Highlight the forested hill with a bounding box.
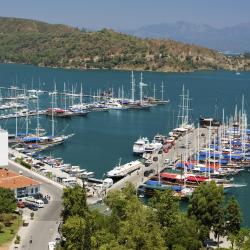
[0,17,249,72]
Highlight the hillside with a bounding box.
[0,17,249,72]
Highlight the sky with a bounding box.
[1,0,250,30]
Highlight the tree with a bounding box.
[188,181,224,241]
[213,207,226,246]
[98,240,127,250]
[105,183,165,250]
[225,197,242,236]
[61,185,88,221]
[235,228,250,250]
[165,213,202,250]
[91,228,117,249]
[104,182,138,235]
[0,188,16,214]
[62,215,86,250]
[117,200,165,250]
[149,189,179,229]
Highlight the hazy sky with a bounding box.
[1,0,250,30]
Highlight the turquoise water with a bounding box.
[0,63,250,226]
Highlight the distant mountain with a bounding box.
[0,17,250,72]
[124,21,250,53]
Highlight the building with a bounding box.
[0,129,8,167]
[0,168,41,198]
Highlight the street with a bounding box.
[8,161,63,250]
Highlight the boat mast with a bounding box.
[161,81,164,101]
[185,90,189,125]
[25,89,29,135]
[218,126,222,169]
[15,89,18,138]
[54,81,57,108]
[64,82,67,110]
[241,95,245,157]
[229,128,232,164]
[177,85,186,127]
[80,83,83,105]
[71,85,74,107]
[208,121,211,180]
[118,87,121,100]
[131,71,135,102]
[36,94,40,137]
[153,84,156,100]
[139,73,143,105]
[197,122,200,164]
[121,85,124,105]
[52,92,55,137]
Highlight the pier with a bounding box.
[108,127,207,192]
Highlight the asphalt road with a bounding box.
[8,161,63,250]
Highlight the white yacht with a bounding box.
[69,103,88,111]
[106,99,127,110]
[133,137,149,154]
[144,140,162,153]
[107,160,143,178]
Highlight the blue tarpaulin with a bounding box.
[146,180,161,186]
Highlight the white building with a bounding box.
[0,129,8,167]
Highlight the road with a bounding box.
[8,160,63,250]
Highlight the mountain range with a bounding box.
[123,21,250,53]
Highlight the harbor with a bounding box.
[1,63,250,226]
[6,86,250,204]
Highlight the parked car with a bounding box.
[42,197,49,204]
[144,169,155,177]
[145,159,153,167]
[152,156,158,162]
[25,203,38,211]
[48,241,56,250]
[17,201,25,208]
[33,193,43,200]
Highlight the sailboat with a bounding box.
[127,72,151,110]
[146,81,170,105]
[69,83,89,116]
[19,91,74,150]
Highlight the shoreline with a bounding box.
[1,61,249,74]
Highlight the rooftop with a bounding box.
[0,168,40,189]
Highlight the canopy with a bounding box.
[161,173,179,179]
[22,137,41,142]
[186,176,207,182]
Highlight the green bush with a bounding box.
[0,222,4,233]
[14,235,20,244]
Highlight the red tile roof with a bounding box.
[0,168,40,189]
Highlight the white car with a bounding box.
[164,158,170,164]
[48,241,56,250]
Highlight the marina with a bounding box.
[1,63,250,226]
